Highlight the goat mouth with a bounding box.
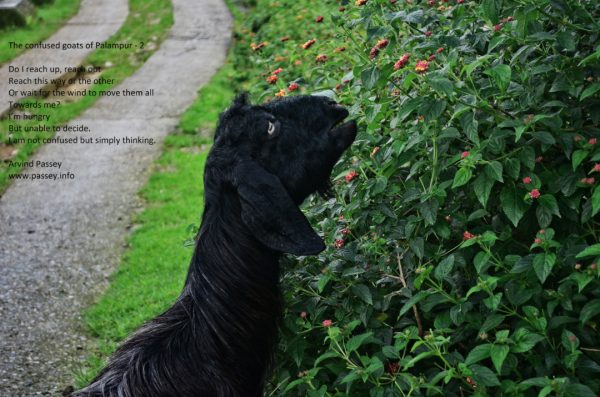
[330,120,357,137]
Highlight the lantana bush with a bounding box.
[233,0,600,395]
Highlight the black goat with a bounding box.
[74,94,357,397]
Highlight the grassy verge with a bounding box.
[74,60,236,387]
[0,0,81,65]
[0,0,173,195]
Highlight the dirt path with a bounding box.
[0,0,129,114]
[0,0,232,395]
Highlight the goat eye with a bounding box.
[267,121,276,136]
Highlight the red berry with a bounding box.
[522,176,532,184]
[272,67,283,75]
[341,228,350,236]
[334,239,345,248]
[461,151,469,159]
[593,164,600,172]
[591,263,598,270]
[315,54,328,63]
[529,189,541,199]
[589,138,597,145]
[316,16,324,22]
[345,171,358,182]
[369,47,379,59]
[437,47,444,53]
[539,229,545,234]
[494,23,503,32]
[463,231,475,240]
[376,39,389,49]
[424,31,432,37]
[266,75,278,84]
[534,238,542,244]
[300,311,307,318]
[428,54,436,61]
[288,82,299,92]
[322,319,333,327]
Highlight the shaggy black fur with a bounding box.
[73,94,356,397]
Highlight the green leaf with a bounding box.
[434,255,454,280]
[399,291,431,317]
[572,150,589,171]
[372,176,388,195]
[520,146,536,170]
[504,158,521,180]
[420,198,438,226]
[382,345,400,359]
[473,174,494,207]
[580,83,600,101]
[576,244,600,258]
[485,64,511,94]
[409,237,424,259]
[404,351,436,369]
[592,186,600,217]
[565,383,597,397]
[470,364,501,387]
[500,184,528,227]
[397,97,423,122]
[317,274,331,293]
[580,299,600,324]
[485,161,503,182]
[429,76,454,97]
[421,99,447,122]
[352,284,373,305]
[361,66,380,90]
[474,251,491,273]
[511,328,545,353]
[539,194,561,217]
[347,332,374,352]
[480,314,505,333]
[465,344,491,365]
[533,252,556,283]
[490,344,509,374]
[463,55,493,77]
[452,167,472,188]
[483,0,500,23]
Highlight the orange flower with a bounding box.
[266,75,278,84]
[415,60,430,73]
[275,89,286,97]
[356,0,367,5]
[316,54,328,63]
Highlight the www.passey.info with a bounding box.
[7,160,75,181]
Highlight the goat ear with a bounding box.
[233,160,325,256]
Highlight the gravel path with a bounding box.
[0,0,232,395]
[0,0,129,114]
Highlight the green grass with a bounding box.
[0,0,81,65]
[74,59,236,387]
[0,0,174,194]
